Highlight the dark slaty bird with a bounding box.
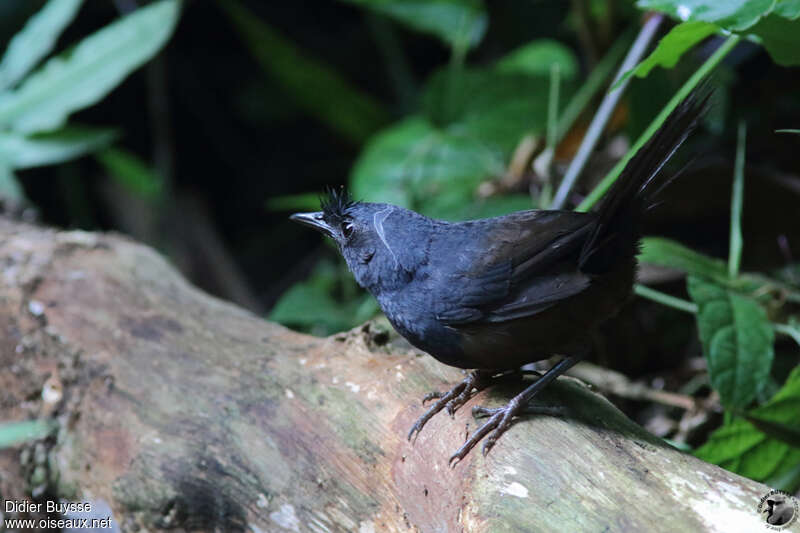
[291,92,707,464]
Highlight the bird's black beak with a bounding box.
[289,211,334,237]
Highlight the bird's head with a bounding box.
[290,188,431,292]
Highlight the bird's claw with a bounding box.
[446,384,474,417]
[471,405,501,418]
[407,370,489,442]
[448,407,514,467]
[410,365,570,462]
[421,391,444,405]
[450,400,568,466]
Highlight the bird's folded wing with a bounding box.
[434,210,595,326]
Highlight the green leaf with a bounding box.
[687,276,775,408]
[578,35,742,212]
[635,0,800,65]
[777,129,800,134]
[0,420,56,449]
[614,21,719,88]
[496,39,579,80]
[746,13,800,66]
[0,163,24,202]
[0,0,181,134]
[0,0,84,91]
[773,0,800,20]
[639,237,729,282]
[339,0,487,49]
[423,68,555,151]
[270,259,378,335]
[695,417,800,491]
[95,147,162,200]
[764,461,800,493]
[436,194,535,221]
[746,365,800,448]
[218,0,388,144]
[350,116,504,216]
[636,0,774,31]
[353,67,563,218]
[419,194,536,222]
[0,125,116,169]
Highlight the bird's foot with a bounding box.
[408,370,490,441]
[448,357,580,466]
[451,404,566,465]
[449,398,519,467]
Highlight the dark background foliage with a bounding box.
[1,0,799,492]
[4,1,797,317]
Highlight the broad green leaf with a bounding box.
[422,68,555,151]
[765,462,800,493]
[0,163,24,202]
[695,417,800,491]
[773,0,800,19]
[218,0,388,144]
[639,237,728,282]
[95,147,162,200]
[614,21,719,88]
[636,0,774,31]
[496,39,579,80]
[0,0,181,134]
[270,259,378,335]
[687,276,774,408]
[747,14,800,66]
[0,125,116,169]
[0,0,83,91]
[435,194,535,222]
[0,420,55,449]
[339,0,487,49]
[350,116,504,216]
[353,68,560,218]
[746,365,800,448]
[636,0,800,65]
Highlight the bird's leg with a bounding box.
[408,369,492,441]
[449,356,580,467]
[471,404,566,418]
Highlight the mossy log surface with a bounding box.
[0,218,774,532]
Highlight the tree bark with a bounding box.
[0,218,774,532]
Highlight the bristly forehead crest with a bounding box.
[320,186,358,225]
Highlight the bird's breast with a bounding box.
[376,288,468,367]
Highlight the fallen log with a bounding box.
[0,218,773,532]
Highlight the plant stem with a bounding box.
[547,63,561,151]
[551,13,663,209]
[729,120,746,278]
[555,29,632,144]
[634,284,698,313]
[578,34,742,212]
[446,35,469,128]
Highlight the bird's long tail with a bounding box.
[579,90,709,273]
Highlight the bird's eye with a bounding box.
[342,221,355,238]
